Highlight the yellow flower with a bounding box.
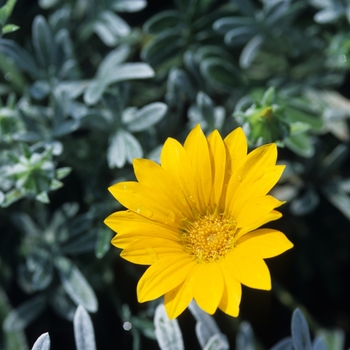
[105,125,293,319]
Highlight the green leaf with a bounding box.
[141,29,184,66]
[107,129,143,168]
[31,333,51,350]
[290,187,319,216]
[316,329,345,350]
[290,122,311,136]
[154,303,184,350]
[188,301,226,349]
[0,0,17,25]
[236,322,254,350]
[204,334,230,350]
[39,0,59,9]
[111,0,147,12]
[55,256,98,312]
[56,167,71,180]
[284,134,315,158]
[322,182,350,221]
[84,63,154,105]
[74,305,96,350]
[270,337,293,350]
[200,57,241,91]
[291,309,312,350]
[3,294,46,331]
[49,287,76,321]
[240,34,264,69]
[95,227,113,259]
[36,191,50,204]
[125,102,167,132]
[2,24,19,34]
[32,15,53,68]
[143,10,182,35]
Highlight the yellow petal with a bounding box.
[228,246,271,290]
[108,182,181,227]
[208,130,227,208]
[224,127,247,168]
[164,270,196,319]
[161,137,199,213]
[235,195,284,228]
[236,229,293,258]
[218,262,242,317]
[193,263,224,314]
[229,165,285,215]
[184,125,212,210]
[105,211,178,249]
[235,210,282,240]
[225,143,277,214]
[121,237,185,265]
[137,256,196,302]
[133,158,192,218]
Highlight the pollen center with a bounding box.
[180,212,237,263]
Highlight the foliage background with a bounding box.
[1,0,350,349]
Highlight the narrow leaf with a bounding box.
[74,305,96,350]
[55,256,98,312]
[31,333,51,350]
[291,309,312,350]
[154,303,184,350]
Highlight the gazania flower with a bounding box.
[105,125,293,319]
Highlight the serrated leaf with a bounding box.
[3,294,46,331]
[74,305,96,350]
[291,309,312,350]
[95,227,113,259]
[154,303,184,350]
[55,256,98,312]
[31,333,51,350]
[125,102,167,132]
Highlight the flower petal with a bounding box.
[236,228,293,258]
[106,211,178,249]
[137,256,196,302]
[218,261,242,317]
[225,143,277,214]
[161,137,200,213]
[235,195,284,228]
[108,182,181,227]
[133,158,192,218]
[184,125,212,210]
[192,263,224,314]
[227,246,271,290]
[235,210,282,240]
[121,237,185,265]
[230,165,285,214]
[164,270,196,320]
[208,130,227,208]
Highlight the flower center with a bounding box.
[180,212,237,263]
